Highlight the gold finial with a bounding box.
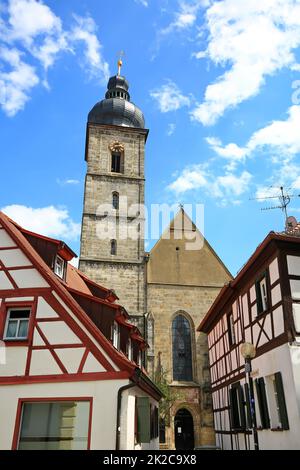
[117,50,125,76]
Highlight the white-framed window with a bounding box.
[112,321,119,349]
[54,255,65,279]
[265,373,289,430]
[127,338,133,361]
[255,274,268,314]
[138,350,142,368]
[227,312,236,346]
[4,308,31,340]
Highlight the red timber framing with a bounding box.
[198,232,300,449]
[11,397,93,450]
[0,211,161,402]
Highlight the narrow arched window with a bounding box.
[112,192,119,210]
[111,152,121,173]
[172,314,193,381]
[111,239,117,255]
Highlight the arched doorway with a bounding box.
[174,409,194,450]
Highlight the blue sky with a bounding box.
[1,0,300,276]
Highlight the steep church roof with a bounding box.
[147,209,232,287]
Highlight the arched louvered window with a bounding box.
[111,239,117,255]
[172,314,193,381]
[112,192,119,210]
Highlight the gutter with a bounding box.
[115,368,141,450]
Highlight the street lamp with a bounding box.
[240,342,259,451]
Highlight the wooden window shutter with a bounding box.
[137,397,151,443]
[237,385,246,429]
[255,281,263,314]
[274,372,289,430]
[255,378,270,429]
[244,383,252,429]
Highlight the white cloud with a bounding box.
[0,46,39,116]
[135,0,148,6]
[7,0,62,43]
[160,1,208,35]
[208,105,300,163]
[70,15,109,84]
[69,257,79,268]
[168,165,209,193]
[1,204,81,241]
[168,163,252,203]
[56,178,80,186]
[206,136,247,169]
[150,80,191,112]
[0,0,109,116]
[167,123,176,136]
[192,0,300,125]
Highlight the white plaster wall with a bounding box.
[250,343,300,450]
[292,303,300,333]
[0,379,129,450]
[38,321,80,345]
[0,347,27,377]
[0,231,16,248]
[0,249,30,267]
[120,385,159,450]
[269,257,279,285]
[290,279,300,300]
[9,269,49,288]
[287,255,300,276]
[271,284,282,306]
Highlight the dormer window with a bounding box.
[54,255,65,279]
[112,321,119,349]
[138,350,142,368]
[127,338,133,361]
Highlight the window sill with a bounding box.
[170,381,200,387]
[2,339,29,347]
[271,427,284,432]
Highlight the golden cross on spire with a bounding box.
[117,50,125,76]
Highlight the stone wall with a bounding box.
[79,123,147,316]
[147,283,221,448]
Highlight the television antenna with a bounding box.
[250,186,300,227]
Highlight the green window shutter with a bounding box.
[244,383,252,429]
[255,281,263,315]
[275,372,289,430]
[255,378,270,429]
[237,385,246,430]
[137,397,150,443]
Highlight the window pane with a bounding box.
[9,310,30,319]
[18,402,90,450]
[172,315,193,381]
[6,320,17,338]
[18,320,29,338]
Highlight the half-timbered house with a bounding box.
[0,211,161,450]
[198,228,300,450]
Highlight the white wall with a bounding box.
[0,379,128,450]
[249,343,300,450]
[120,385,159,451]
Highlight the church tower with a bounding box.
[79,59,148,322]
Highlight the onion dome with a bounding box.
[88,59,145,129]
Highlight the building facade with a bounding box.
[79,63,232,449]
[198,229,300,450]
[0,211,161,450]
